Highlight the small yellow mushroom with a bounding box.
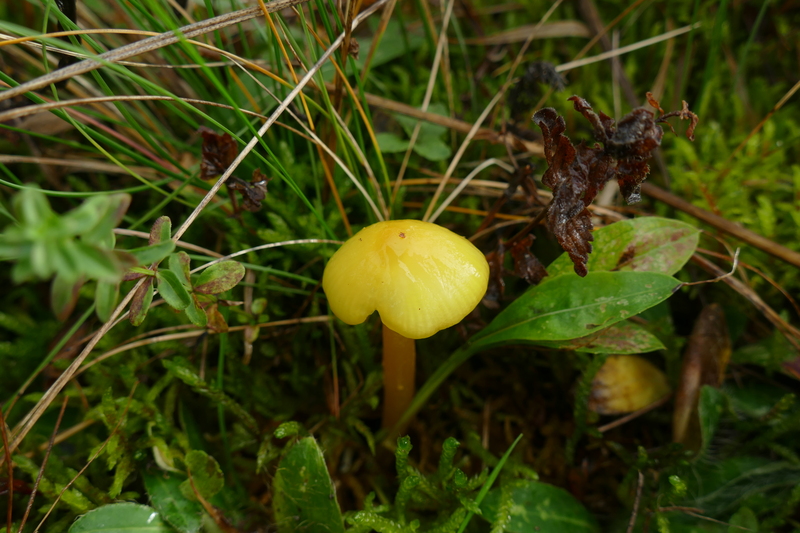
[323,220,489,432]
[588,355,671,415]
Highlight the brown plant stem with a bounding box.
[382,324,416,435]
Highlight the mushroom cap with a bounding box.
[322,220,489,339]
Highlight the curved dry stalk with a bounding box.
[3,0,389,459]
[77,316,331,376]
[33,386,138,533]
[555,24,701,73]
[427,158,513,224]
[190,239,343,273]
[392,0,456,202]
[0,0,309,103]
[173,0,390,242]
[4,278,144,459]
[422,89,505,222]
[225,53,387,221]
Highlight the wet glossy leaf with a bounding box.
[472,271,680,350]
[481,480,600,533]
[180,450,224,501]
[69,503,171,533]
[548,217,700,277]
[193,261,245,295]
[157,270,192,310]
[273,437,344,533]
[536,321,665,354]
[142,471,202,533]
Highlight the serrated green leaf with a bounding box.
[472,271,680,350]
[143,471,202,533]
[127,241,176,267]
[157,270,192,310]
[481,480,600,533]
[273,437,344,533]
[149,216,172,245]
[180,450,224,501]
[95,280,119,322]
[193,261,245,295]
[547,217,700,277]
[69,503,171,533]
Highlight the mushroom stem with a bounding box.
[381,324,416,433]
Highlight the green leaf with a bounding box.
[193,261,245,295]
[472,271,680,350]
[180,450,224,501]
[69,503,172,533]
[412,137,452,161]
[481,480,599,533]
[535,321,666,354]
[51,273,82,321]
[169,252,192,289]
[127,241,176,266]
[143,471,202,533]
[273,437,344,533]
[375,132,410,153]
[184,295,208,328]
[157,270,192,310]
[95,280,119,322]
[698,385,725,457]
[547,217,700,277]
[728,507,758,533]
[14,186,54,226]
[78,193,131,246]
[149,216,172,245]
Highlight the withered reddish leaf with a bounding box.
[205,303,229,333]
[482,247,505,309]
[130,277,154,326]
[228,170,271,212]
[532,95,698,276]
[531,107,595,276]
[510,234,547,284]
[199,127,238,180]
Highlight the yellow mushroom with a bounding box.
[322,220,489,432]
[588,355,671,415]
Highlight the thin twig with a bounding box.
[626,471,645,533]
[18,399,69,533]
[0,0,311,103]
